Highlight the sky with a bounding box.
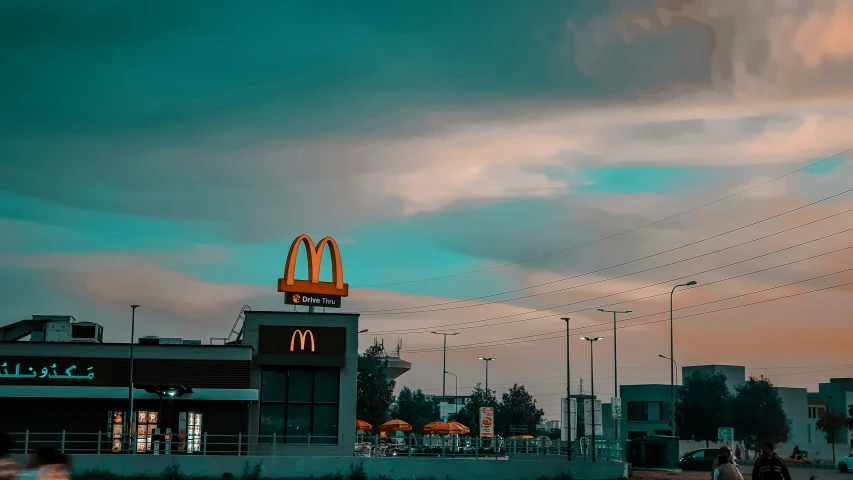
[2,0,853,419]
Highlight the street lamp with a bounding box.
[658,355,679,386]
[560,317,571,461]
[597,308,631,443]
[432,332,458,403]
[128,304,140,451]
[445,371,458,410]
[478,357,495,391]
[669,281,696,437]
[581,337,603,462]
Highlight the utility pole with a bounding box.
[128,304,140,452]
[431,331,458,405]
[581,336,603,462]
[669,281,696,437]
[597,308,631,444]
[478,357,495,391]
[561,317,572,461]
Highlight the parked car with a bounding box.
[836,452,853,473]
[679,448,722,471]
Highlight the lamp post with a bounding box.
[597,308,630,443]
[128,304,140,452]
[669,281,696,437]
[478,357,495,391]
[445,371,458,415]
[658,354,679,386]
[561,317,572,461]
[581,336,603,462]
[432,332,458,404]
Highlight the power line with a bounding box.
[358,186,853,314]
[365,227,853,335]
[404,273,853,354]
[356,147,853,288]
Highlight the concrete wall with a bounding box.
[18,454,628,480]
[774,387,809,446]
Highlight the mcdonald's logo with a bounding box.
[277,234,349,297]
[290,329,315,352]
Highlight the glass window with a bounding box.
[260,404,285,440]
[647,402,662,422]
[312,404,338,443]
[287,404,312,441]
[261,370,287,402]
[259,367,340,444]
[314,368,339,403]
[288,370,313,403]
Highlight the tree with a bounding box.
[495,383,544,436]
[816,409,847,462]
[392,386,439,433]
[675,372,731,445]
[730,376,788,451]
[453,383,498,435]
[356,343,395,433]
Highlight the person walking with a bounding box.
[713,453,744,480]
[752,443,791,480]
[0,433,21,480]
[711,445,736,475]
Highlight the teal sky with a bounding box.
[2,0,853,411]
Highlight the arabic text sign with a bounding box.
[1,360,94,380]
[479,407,495,438]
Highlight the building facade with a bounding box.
[619,384,673,440]
[0,310,361,456]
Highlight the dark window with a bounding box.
[626,401,663,422]
[259,367,340,444]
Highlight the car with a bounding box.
[679,448,723,471]
[836,452,853,473]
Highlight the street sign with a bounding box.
[717,427,734,441]
[509,425,528,434]
[611,397,622,419]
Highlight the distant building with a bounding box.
[810,378,853,447]
[619,384,673,440]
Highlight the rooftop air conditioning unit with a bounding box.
[68,322,104,343]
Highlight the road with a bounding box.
[633,466,847,480]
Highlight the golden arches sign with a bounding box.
[290,329,315,352]
[277,234,349,297]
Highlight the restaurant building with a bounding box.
[0,310,359,456]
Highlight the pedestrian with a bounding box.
[752,443,791,480]
[713,453,744,480]
[711,445,736,477]
[17,447,70,480]
[0,432,21,480]
[734,443,743,461]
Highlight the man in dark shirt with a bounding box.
[752,443,791,480]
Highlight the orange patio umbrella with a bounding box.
[422,420,445,434]
[356,420,372,431]
[379,419,412,432]
[426,421,470,435]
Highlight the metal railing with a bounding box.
[6,431,623,462]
